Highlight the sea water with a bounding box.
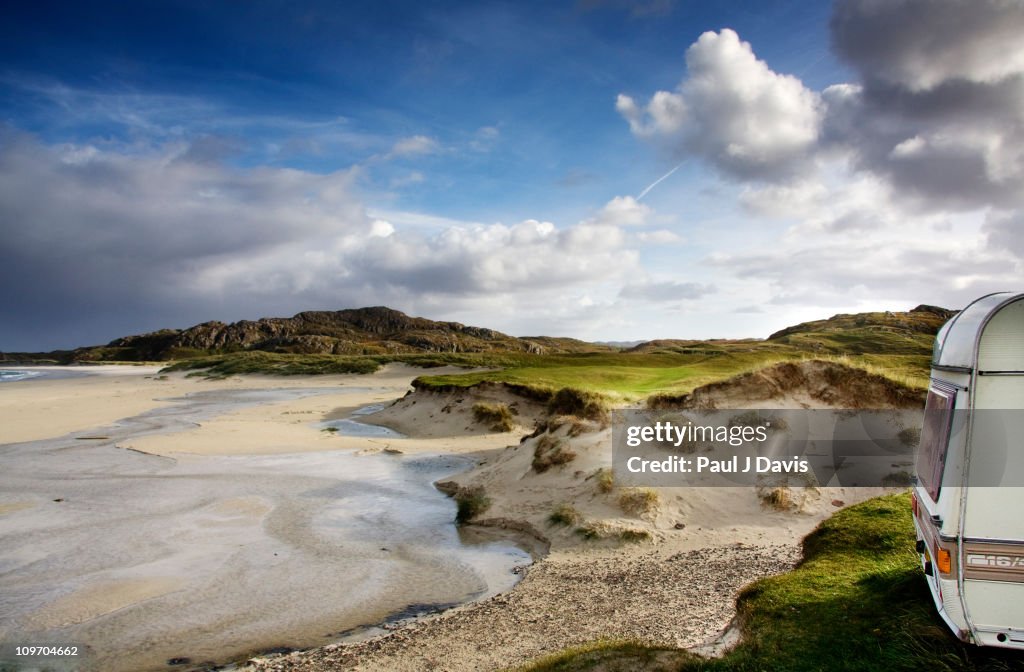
[0,370,43,382]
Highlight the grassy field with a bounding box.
[412,350,930,402]
[159,350,520,378]
[159,347,931,401]
[513,493,1024,672]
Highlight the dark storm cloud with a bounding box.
[0,130,369,349]
[831,0,1024,92]
[825,0,1024,210]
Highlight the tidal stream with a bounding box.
[0,386,530,672]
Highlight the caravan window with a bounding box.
[917,387,956,502]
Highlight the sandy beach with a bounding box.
[0,364,431,447]
[0,365,532,672]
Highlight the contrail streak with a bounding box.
[637,161,684,200]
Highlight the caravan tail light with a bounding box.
[936,547,952,575]
[911,491,919,517]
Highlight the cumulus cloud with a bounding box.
[591,195,651,227]
[617,28,822,181]
[614,0,1024,320]
[620,2,1024,212]
[739,173,905,233]
[0,132,645,349]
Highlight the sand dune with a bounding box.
[242,360,923,671]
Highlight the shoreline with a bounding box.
[0,365,538,672]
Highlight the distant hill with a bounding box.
[764,304,955,355]
[622,305,954,357]
[1,304,955,364]
[3,307,611,363]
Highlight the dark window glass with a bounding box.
[917,387,955,501]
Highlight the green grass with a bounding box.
[159,351,514,378]
[412,349,928,403]
[155,330,931,401]
[516,493,1024,672]
[414,350,796,401]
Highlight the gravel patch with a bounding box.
[243,542,800,672]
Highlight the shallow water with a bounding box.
[0,388,530,672]
[321,408,405,439]
[0,370,42,382]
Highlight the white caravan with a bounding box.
[913,291,1024,648]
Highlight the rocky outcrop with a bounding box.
[767,306,952,342]
[93,307,577,361]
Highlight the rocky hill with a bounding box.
[31,307,608,362]
[764,304,955,354]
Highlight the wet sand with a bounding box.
[0,366,530,672]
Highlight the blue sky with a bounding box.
[2,0,1023,350]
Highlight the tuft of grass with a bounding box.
[548,503,583,527]
[567,419,589,437]
[472,402,515,432]
[547,387,609,422]
[617,488,659,516]
[532,435,577,473]
[593,468,614,494]
[454,486,491,523]
[760,486,795,511]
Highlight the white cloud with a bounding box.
[711,214,1015,312]
[618,29,822,180]
[591,195,652,227]
[0,131,649,348]
[617,1,1024,323]
[388,135,439,157]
